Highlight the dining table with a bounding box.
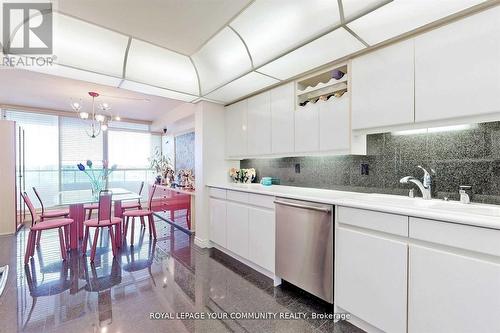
[55,188,141,251]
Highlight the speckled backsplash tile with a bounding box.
[240,121,500,204]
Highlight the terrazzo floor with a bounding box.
[0,218,364,333]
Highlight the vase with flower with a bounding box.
[77,160,117,197]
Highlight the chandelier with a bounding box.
[70,92,120,138]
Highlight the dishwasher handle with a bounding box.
[274,200,331,213]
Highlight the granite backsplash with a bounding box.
[240,121,500,204]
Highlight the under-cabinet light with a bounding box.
[392,124,476,136]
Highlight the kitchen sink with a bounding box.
[361,193,500,217]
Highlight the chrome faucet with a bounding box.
[400,166,435,200]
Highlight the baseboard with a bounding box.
[211,242,276,281]
[194,236,211,248]
[334,305,384,333]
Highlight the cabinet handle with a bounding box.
[274,200,331,213]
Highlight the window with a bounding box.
[4,111,157,207]
[60,117,104,191]
[108,129,157,196]
[5,111,59,208]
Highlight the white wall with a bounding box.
[194,101,238,247]
[151,102,196,134]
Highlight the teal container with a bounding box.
[260,177,272,186]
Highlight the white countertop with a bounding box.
[208,183,500,230]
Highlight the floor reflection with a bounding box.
[10,218,363,333]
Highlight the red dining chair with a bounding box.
[32,187,70,221]
[32,187,70,246]
[122,185,158,245]
[22,192,73,265]
[121,181,145,211]
[82,190,121,262]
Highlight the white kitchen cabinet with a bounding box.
[336,227,407,333]
[415,6,500,122]
[294,102,319,152]
[248,207,275,273]
[351,39,414,130]
[319,93,350,152]
[209,198,227,247]
[225,100,247,157]
[247,91,272,155]
[408,244,500,333]
[271,82,295,154]
[226,201,249,259]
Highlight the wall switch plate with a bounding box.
[361,163,369,175]
[295,163,301,174]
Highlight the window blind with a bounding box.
[5,110,59,207]
[60,117,104,191]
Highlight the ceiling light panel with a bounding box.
[126,39,199,95]
[341,0,392,21]
[231,0,341,67]
[120,80,197,102]
[259,27,365,80]
[26,64,122,87]
[53,14,129,77]
[204,72,279,103]
[346,0,487,45]
[192,27,252,95]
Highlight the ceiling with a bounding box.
[0,68,183,122]
[2,0,494,106]
[56,0,252,55]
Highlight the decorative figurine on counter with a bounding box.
[149,148,175,185]
[177,169,195,189]
[229,167,256,184]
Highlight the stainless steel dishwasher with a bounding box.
[275,198,333,303]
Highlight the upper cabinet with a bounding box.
[351,39,415,130]
[319,93,350,152]
[271,83,295,154]
[247,91,272,155]
[415,6,500,122]
[225,100,247,158]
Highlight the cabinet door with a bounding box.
[415,7,500,122]
[409,244,500,333]
[351,39,414,130]
[336,227,407,333]
[209,198,227,247]
[294,102,319,153]
[247,91,272,155]
[319,93,350,152]
[225,100,247,157]
[226,201,249,259]
[271,83,295,154]
[248,207,275,273]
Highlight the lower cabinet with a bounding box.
[408,244,500,333]
[336,227,408,333]
[226,201,249,259]
[248,207,275,273]
[209,188,276,274]
[209,198,227,247]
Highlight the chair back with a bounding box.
[32,187,45,214]
[147,185,157,210]
[21,192,39,226]
[97,190,113,223]
[138,181,145,203]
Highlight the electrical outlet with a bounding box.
[295,163,301,174]
[361,163,369,175]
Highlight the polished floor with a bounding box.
[0,217,364,333]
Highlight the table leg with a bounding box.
[69,203,85,250]
[114,200,123,248]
